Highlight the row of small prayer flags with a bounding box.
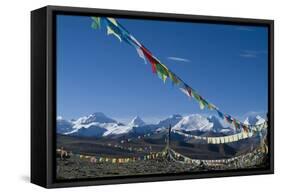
[57,145,265,165]
[90,16,267,136]
[178,85,261,133]
[178,83,267,134]
[173,122,267,144]
[169,148,257,165]
[206,132,253,144]
[75,150,168,164]
[169,148,201,165]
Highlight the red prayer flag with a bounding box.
[140,46,158,73]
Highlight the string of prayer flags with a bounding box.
[104,18,149,65]
[70,148,173,164]
[90,16,267,134]
[173,121,267,144]
[61,140,266,166]
[104,18,128,43]
[104,18,134,45]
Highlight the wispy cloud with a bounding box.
[240,53,257,58]
[167,56,190,63]
[239,50,267,58]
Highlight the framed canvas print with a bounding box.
[31,5,274,188]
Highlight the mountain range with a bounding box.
[57,112,265,138]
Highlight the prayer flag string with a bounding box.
[90,17,267,137]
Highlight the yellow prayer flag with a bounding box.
[107,18,118,26]
[107,26,122,42]
[208,103,216,110]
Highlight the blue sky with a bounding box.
[57,15,268,123]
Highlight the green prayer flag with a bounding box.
[169,72,180,85]
[157,71,167,82]
[201,98,208,108]
[192,92,200,101]
[193,92,205,109]
[156,63,169,83]
[91,17,101,29]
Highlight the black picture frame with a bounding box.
[31,5,274,188]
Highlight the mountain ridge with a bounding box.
[57,112,265,138]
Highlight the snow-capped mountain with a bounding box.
[129,116,146,127]
[244,115,265,125]
[131,114,183,134]
[62,113,148,137]
[173,114,213,132]
[66,122,131,137]
[158,114,183,128]
[57,116,73,134]
[57,112,266,138]
[67,125,107,137]
[73,112,117,126]
[207,115,224,132]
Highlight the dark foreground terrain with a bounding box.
[56,135,268,179]
[57,150,267,180]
